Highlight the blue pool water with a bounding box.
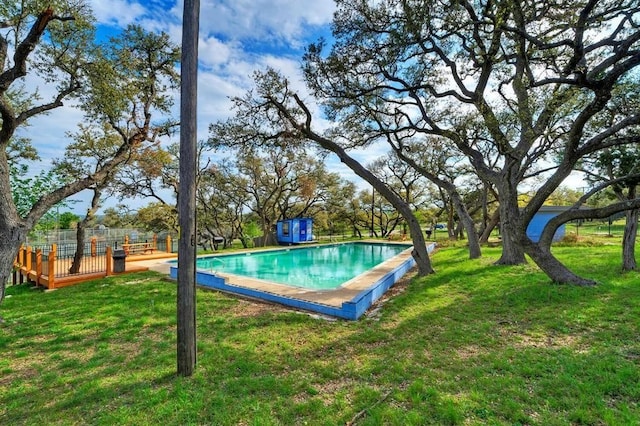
[195,242,411,290]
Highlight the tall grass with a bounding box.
[1,244,638,425]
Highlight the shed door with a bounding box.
[299,219,307,240]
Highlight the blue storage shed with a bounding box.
[276,217,314,245]
[526,206,569,243]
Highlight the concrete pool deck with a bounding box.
[161,241,436,320]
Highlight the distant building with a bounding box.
[526,206,570,242]
[276,218,314,245]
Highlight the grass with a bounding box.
[1,243,639,425]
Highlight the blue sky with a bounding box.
[87,0,336,138]
[22,0,589,216]
[24,0,379,214]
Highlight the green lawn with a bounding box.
[1,244,639,425]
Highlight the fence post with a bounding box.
[166,235,172,253]
[48,244,57,289]
[35,249,42,287]
[25,246,32,282]
[91,236,97,257]
[153,234,158,250]
[12,250,18,285]
[18,246,25,284]
[13,248,20,285]
[106,246,113,276]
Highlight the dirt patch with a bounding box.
[121,278,156,286]
[455,344,485,360]
[365,268,417,320]
[231,298,291,318]
[512,332,583,350]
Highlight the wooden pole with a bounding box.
[35,249,42,287]
[18,247,24,284]
[91,237,97,257]
[25,246,32,281]
[48,244,56,289]
[177,0,200,377]
[106,246,113,276]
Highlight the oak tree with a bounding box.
[0,3,179,302]
[302,0,640,285]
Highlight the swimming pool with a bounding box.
[169,241,436,320]
[194,243,411,290]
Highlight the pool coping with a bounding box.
[168,241,436,320]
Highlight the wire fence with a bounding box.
[155,233,179,253]
[26,228,177,247]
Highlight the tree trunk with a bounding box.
[0,226,26,305]
[495,191,526,265]
[69,225,86,274]
[482,184,489,233]
[272,93,435,275]
[497,228,526,264]
[0,166,28,304]
[450,192,482,259]
[524,240,596,286]
[479,210,500,243]
[405,212,435,276]
[357,179,434,274]
[260,217,270,247]
[447,204,456,240]
[622,208,638,271]
[303,131,433,274]
[353,227,362,238]
[70,187,102,274]
[391,148,480,258]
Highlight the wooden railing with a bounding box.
[13,244,113,290]
[12,234,174,290]
[122,242,156,255]
[120,235,175,255]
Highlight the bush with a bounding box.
[560,233,579,244]
[555,233,604,247]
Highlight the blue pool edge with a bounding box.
[169,242,437,320]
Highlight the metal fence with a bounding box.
[25,228,176,247]
[26,229,177,252]
[156,232,178,253]
[21,242,111,279]
[57,241,110,278]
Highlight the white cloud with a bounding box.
[85,0,334,63]
[194,0,335,46]
[15,0,340,214]
[87,0,146,27]
[198,36,237,70]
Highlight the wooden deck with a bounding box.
[15,247,177,290]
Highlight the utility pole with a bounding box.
[371,187,375,237]
[177,0,200,377]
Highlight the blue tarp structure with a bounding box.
[526,206,569,242]
[276,218,313,244]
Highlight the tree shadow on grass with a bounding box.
[2,253,638,425]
